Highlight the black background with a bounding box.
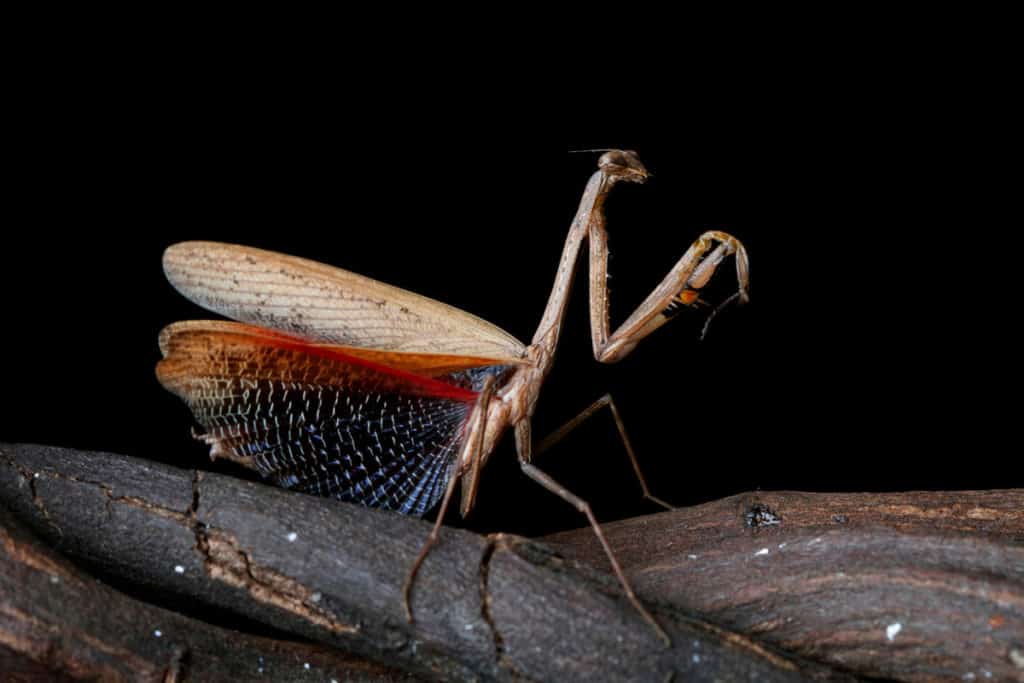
[4,74,1019,539]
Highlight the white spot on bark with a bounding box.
[886,622,902,641]
[303,663,310,670]
[777,542,787,549]
[754,548,770,556]
[154,630,162,637]
[692,653,701,663]
[687,554,698,560]
[174,565,185,574]
[287,531,298,542]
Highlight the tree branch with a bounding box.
[0,443,854,682]
[0,502,417,682]
[543,490,1024,682]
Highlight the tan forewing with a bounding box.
[163,241,527,361]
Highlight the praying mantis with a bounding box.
[156,150,749,643]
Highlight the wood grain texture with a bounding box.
[163,241,526,359]
[0,502,418,682]
[0,443,857,682]
[543,490,1024,682]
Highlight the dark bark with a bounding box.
[0,443,853,682]
[543,490,1024,682]
[0,503,418,682]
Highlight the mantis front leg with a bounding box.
[589,223,750,363]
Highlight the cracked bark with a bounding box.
[2,445,1021,681]
[0,444,855,682]
[0,503,418,682]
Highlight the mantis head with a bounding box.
[599,150,650,184]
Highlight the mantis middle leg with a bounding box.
[403,374,497,623]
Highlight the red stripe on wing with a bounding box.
[159,321,480,403]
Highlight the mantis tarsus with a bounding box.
[157,150,749,644]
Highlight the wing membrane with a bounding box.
[163,241,527,361]
[157,321,507,515]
